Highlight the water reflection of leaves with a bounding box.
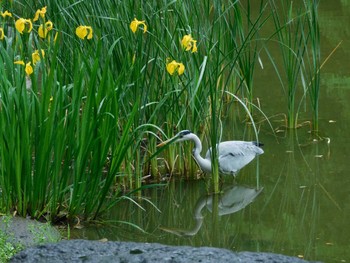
[160,184,263,237]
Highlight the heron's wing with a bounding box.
[206,141,263,174]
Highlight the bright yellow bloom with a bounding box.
[32,49,45,65]
[38,21,53,38]
[14,60,25,66]
[75,25,93,40]
[33,6,47,21]
[1,11,12,18]
[14,60,34,75]
[0,28,4,40]
[181,34,197,53]
[15,18,33,34]
[130,18,147,34]
[25,62,33,75]
[166,60,185,76]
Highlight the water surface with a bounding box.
[71,2,350,262]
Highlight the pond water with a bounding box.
[70,2,350,262]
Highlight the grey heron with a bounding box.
[157,130,264,175]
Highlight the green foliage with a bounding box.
[0,216,23,262]
[0,0,321,221]
[268,0,321,129]
[0,240,19,263]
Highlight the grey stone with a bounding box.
[10,239,321,263]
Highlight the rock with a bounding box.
[10,239,321,263]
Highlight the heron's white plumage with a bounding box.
[205,141,264,175]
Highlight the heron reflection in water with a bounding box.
[160,185,263,237]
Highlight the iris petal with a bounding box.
[178,63,185,75]
[130,18,147,34]
[15,18,25,34]
[166,60,185,76]
[87,27,93,39]
[76,26,87,39]
[76,25,93,40]
[25,62,33,75]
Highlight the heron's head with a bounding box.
[157,130,192,147]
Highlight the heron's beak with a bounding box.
[156,138,173,147]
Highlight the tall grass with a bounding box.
[302,0,321,132]
[269,1,307,129]
[0,0,322,221]
[268,0,321,130]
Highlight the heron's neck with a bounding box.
[189,133,212,173]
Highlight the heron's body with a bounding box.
[158,130,264,175]
[204,140,264,175]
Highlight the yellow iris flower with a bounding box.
[33,6,47,21]
[166,60,185,76]
[0,28,4,40]
[75,25,93,40]
[14,60,34,76]
[25,62,34,75]
[14,60,25,66]
[32,50,45,65]
[1,11,12,18]
[181,34,198,53]
[15,18,33,34]
[38,21,53,38]
[130,18,147,33]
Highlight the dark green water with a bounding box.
[70,2,350,262]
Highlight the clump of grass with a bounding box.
[268,0,322,130]
[0,5,139,221]
[302,0,321,132]
[269,1,307,129]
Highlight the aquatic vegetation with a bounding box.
[0,1,322,221]
[38,21,53,38]
[129,18,147,34]
[166,59,185,75]
[33,6,47,21]
[31,49,45,65]
[269,0,321,130]
[75,25,93,40]
[14,60,33,75]
[1,10,12,18]
[181,34,197,53]
[15,18,32,34]
[303,0,321,132]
